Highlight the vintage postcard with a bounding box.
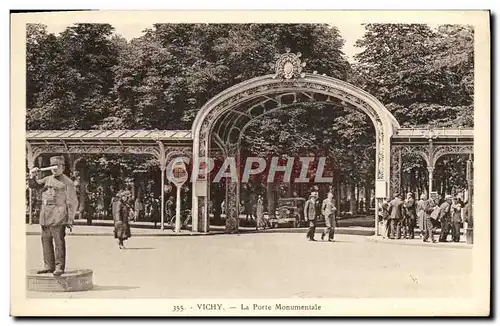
[10,10,490,316]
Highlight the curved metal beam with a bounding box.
[214,96,268,138]
[222,91,302,142]
[191,73,401,136]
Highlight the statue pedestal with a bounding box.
[27,269,93,292]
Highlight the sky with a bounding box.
[44,23,367,62]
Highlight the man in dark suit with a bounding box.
[321,192,337,241]
[28,156,78,276]
[404,192,417,239]
[304,193,318,241]
[388,193,404,239]
[380,198,390,239]
[439,195,453,242]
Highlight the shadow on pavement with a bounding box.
[122,247,155,250]
[91,285,139,292]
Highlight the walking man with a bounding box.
[27,156,78,276]
[321,192,337,241]
[304,193,318,241]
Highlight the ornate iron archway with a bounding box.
[191,52,401,233]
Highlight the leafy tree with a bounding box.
[27,23,119,130]
[353,23,474,196]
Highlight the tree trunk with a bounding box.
[349,183,357,215]
[336,180,341,212]
[364,182,371,212]
[356,185,360,212]
[267,182,275,218]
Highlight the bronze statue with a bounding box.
[28,156,78,276]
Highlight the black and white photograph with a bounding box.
[10,10,490,316]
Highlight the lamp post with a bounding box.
[152,130,166,231]
[170,160,188,233]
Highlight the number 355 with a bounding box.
[173,305,185,312]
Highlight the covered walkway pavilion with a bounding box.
[26,129,193,230]
[26,126,473,235]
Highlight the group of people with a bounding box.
[242,195,267,230]
[70,174,188,230]
[217,194,267,230]
[129,194,173,228]
[381,192,469,243]
[304,191,338,242]
[78,181,185,231]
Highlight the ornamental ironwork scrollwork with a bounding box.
[390,144,434,196]
[224,142,239,233]
[226,181,238,233]
[431,145,473,167]
[165,148,192,162]
[29,144,66,162]
[395,145,432,167]
[26,142,35,169]
[27,144,162,162]
[375,119,385,180]
[390,146,402,197]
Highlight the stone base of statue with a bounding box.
[27,269,93,292]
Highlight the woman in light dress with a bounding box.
[255,195,266,230]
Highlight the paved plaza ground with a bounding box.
[26,231,472,299]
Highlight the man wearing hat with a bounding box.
[304,192,318,241]
[321,192,337,241]
[404,192,417,239]
[28,156,78,276]
[387,193,404,239]
[438,195,453,242]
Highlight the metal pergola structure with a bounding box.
[25,126,474,235]
[26,129,193,230]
